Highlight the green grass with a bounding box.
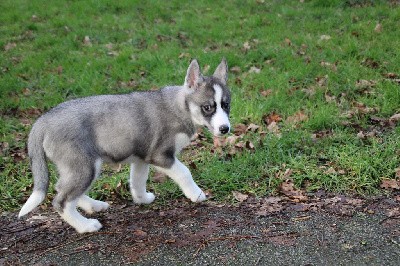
[1,0,399,212]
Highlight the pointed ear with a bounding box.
[213,58,228,85]
[184,59,202,89]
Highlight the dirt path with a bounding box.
[1,194,399,265]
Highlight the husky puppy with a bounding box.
[18,59,231,233]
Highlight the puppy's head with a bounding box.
[185,59,231,136]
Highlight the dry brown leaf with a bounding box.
[247,123,260,132]
[380,178,400,190]
[153,171,167,183]
[263,112,282,125]
[320,35,331,41]
[245,141,255,150]
[260,89,272,97]
[284,38,292,46]
[230,66,241,74]
[315,75,328,87]
[4,42,17,51]
[383,73,398,79]
[389,113,400,123]
[234,123,247,136]
[256,203,283,216]
[83,36,92,46]
[267,122,281,137]
[232,191,248,202]
[243,41,251,51]
[249,66,261,74]
[355,79,376,89]
[178,52,191,59]
[286,111,308,124]
[226,135,240,145]
[325,93,336,103]
[396,168,400,178]
[279,180,308,202]
[374,23,382,33]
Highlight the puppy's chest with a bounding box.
[174,133,192,154]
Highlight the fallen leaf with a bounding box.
[133,229,148,238]
[232,191,248,202]
[230,66,241,74]
[374,23,382,33]
[325,93,336,103]
[279,180,308,202]
[256,203,283,216]
[383,73,398,79]
[83,36,92,46]
[284,38,292,46]
[355,79,376,89]
[245,141,255,150]
[178,52,190,59]
[315,75,328,87]
[286,111,308,124]
[267,122,281,137]
[247,123,260,132]
[263,112,282,125]
[389,113,400,123]
[153,171,167,183]
[243,41,251,51]
[320,35,331,41]
[260,89,272,97]
[249,66,261,74]
[380,178,400,190]
[234,123,247,136]
[4,42,17,51]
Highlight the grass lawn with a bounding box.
[1,0,399,212]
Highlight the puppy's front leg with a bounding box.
[156,159,206,202]
[130,160,155,204]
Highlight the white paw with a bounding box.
[133,192,155,204]
[189,190,206,202]
[91,201,110,213]
[76,219,102,234]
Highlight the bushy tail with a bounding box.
[18,124,49,217]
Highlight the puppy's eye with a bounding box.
[221,102,230,109]
[202,105,212,112]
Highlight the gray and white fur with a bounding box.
[19,59,231,233]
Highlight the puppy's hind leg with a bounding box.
[53,158,103,233]
[77,159,109,214]
[129,160,155,204]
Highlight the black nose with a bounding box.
[219,125,230,135]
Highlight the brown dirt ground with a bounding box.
[1,192,399,265]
